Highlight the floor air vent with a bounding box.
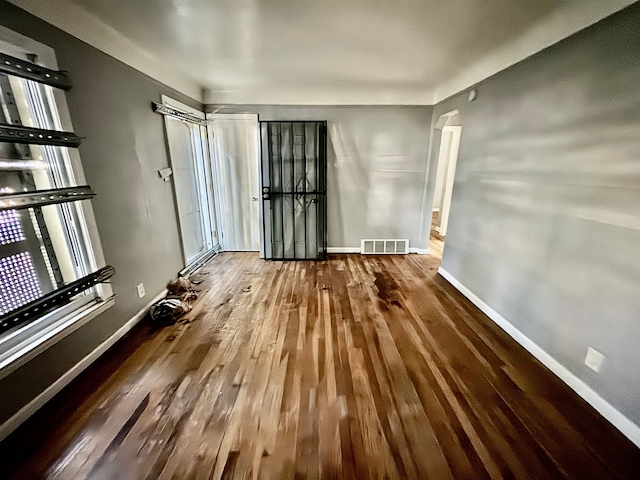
[361,239,409,254]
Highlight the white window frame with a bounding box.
[0,26,114,380]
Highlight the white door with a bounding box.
[163,96,217,266]
[208,114,261,251]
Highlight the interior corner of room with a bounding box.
[0,0,639,476]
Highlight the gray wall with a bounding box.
[428,4,640,424]
[207,105,433,249]
[0,1,200,425]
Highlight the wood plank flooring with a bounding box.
[429,210,445,258]
[3,252,640,479]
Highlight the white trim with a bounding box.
[327,247,361,254]
[0,288,167,442]
[437,266,640,448]
[221,249,260,253]
[433,126,461,237]
[328,246,427,255]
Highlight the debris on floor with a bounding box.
[150,277,200,326]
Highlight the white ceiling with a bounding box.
[8,0,637,105]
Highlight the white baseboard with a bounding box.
[437,267,640,448]
[328,247,429,255]
[221,249,260,252]
[327,247,361,254]
[0,289,167,442]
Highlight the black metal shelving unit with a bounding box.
[0,52,114,332]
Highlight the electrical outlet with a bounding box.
[136,283,145,299]
[585,347,605,373]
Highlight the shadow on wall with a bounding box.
[434,3,640,432]
[326,121,369,247]
[328,117,430,247]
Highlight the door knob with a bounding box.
[251,197,258,202]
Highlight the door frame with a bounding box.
[434,125,462,237]
[206,113,263,256]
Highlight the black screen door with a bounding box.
[260,121,327,260]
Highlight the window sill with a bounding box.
[0,296,115,381]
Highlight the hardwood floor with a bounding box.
[429,230,444,259]
[429,210,445,259]
[3,252,639,479]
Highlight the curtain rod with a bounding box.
[152,102,207,126]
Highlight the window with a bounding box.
[0,29,113,374]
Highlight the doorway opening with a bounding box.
[430,111,462,259]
